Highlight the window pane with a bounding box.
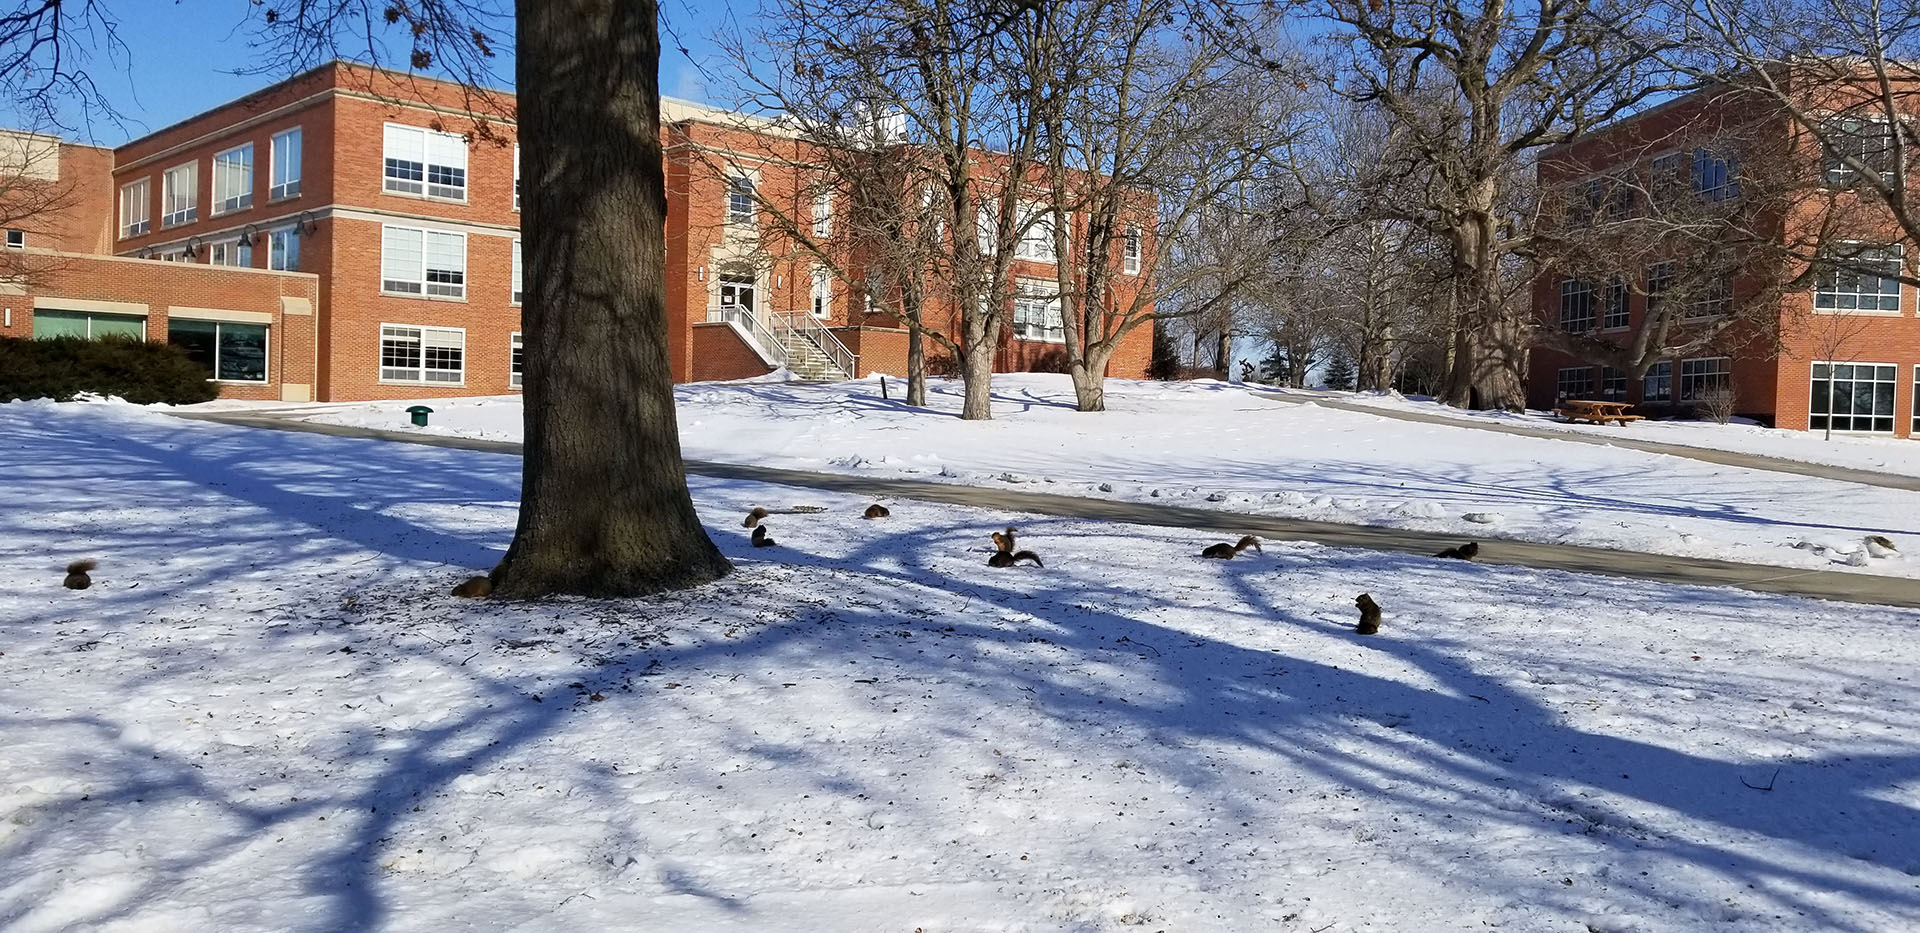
[382,227,424,292]
[32,309,89,338]
[217,323,267,381]
[91,314,145,340]
[168,319,218,376]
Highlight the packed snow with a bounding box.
[4,399,1920,931]
[281,374,1920,576]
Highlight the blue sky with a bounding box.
[6,0,743,146]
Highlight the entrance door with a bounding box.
[719,273,756,315]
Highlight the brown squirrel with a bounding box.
[452,575,493,598]
[988,549,1043,568]
[864,504,891,519]
[1201,535,1261,559]
[1434,541,1480,561]
[743,507,771,528]
[991,527,1018,553]
[63,559,97,590]
[752,525,777,547]
[1355,593,1382,634]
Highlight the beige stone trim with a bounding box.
[279,383,313,402]
[169,306,275,325]
[32,296,149,316]
[281,297,313,316]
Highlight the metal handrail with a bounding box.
[704,306,788,367]
[775,311,858,378]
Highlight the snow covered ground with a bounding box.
[4,399,1920,931]
[1294,386,1920,478]
[281,374,1919,577]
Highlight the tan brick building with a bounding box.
[1,62,1153,401]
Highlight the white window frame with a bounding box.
[727,172,756,226]
[382,122,468,201]
[1014,202,1057,263]
[1556,366,1594,401]
[1814,243,1903,314]
[510,331,524,390]
[119,178,150,239]
[513,144,520,211]
[810,266,832,318]
[812,190,832,238]
[209,238,252,268]
[1913,365,1920,437]
[1123,226,1141,275]
[1011,277,1065,342]
[1643,361,1672,402]
[161,162,198,228]
[1559,278,1595,332]
[1819,115,1897,188]
[1678,356,1731,402]
[1600,278,1628,330]
[379,323,466,385]
[1810,361,1898,434]
[1684,276,1732,319]
[4,229,23,249]
[380,225,467,299]
[211,143,254,216]
[977,202,998,254]
[511,238,523,305]
[268,227,300,271]
[270,127,302,200]
[1692,147,1738,202]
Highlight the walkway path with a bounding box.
[1257,392,1920,492]
[171,410,1920,609]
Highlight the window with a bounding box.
[31,309,143,340]
[1685,276,1732,319]
[1811,362,1897,433]
[1014,204,1057,262]
[380,324,465,384]
[513,144,520,210]
[1574,176,1633,226]
[511,239,523,304]
[1643,361,1672,402]
[1645,261,1674,317]
[1601,278,1629,330]
[381,226,467,298]
[119,179,150,238]
[1556,367,1594,400]
[161,162,198,227]
[4,229,23,249]
[977,202,998,254]
[812,191,831,238]
[1600,366,1627,399]
[510,332,524,389]
[211,144,253,215]
[810,266,832,318]
[209,239,252,267]
[719,272,755,311]
[1814,244,1902,313]
[1560,279,1595,332]
[1821,117,1895,188]
[1649,152,1686,208]
[383,123,467,200]
[1692,148,1738,201]
[268,227,300,271]
[270,128,302,200]
[1123,226,1141,275]
[1914,367,1920,436]
[727,174,755,225]
[1012,278,1064,341]
[1679,357,1731,402]
[168,319,267,382]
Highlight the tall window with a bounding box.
[1123,226,1141,275]
[1649,152,1686,208]
[510,332,524,389]
[270,128,302,199]
[727,174,755,225]
[976,202,998,253]
[513,144,520,210]
[1556,367,1594,400]
[161,162,198,227]
[1685,276,1732,319]
[119,178,150,238]
[1601,278,1629,329]
[168,319,267,382]
[1811,362,1897,433]
[383,123,467,200]
[1645,261,1674,317]
[1014,204,1057,262]
[810,266,832,318]
[1692,148,1738,201]
[1821,117,1895,188]
[209,238,252,267]
[511,239,523,304]
[1643,361,1672,402]
[812,191,832,238]
[211,144,253,215]
[1913,367,1920,436]
[1678,357,1731,401]
[380,226,467,298]
[380,324,465,384]
[1814,244,1902,313]
[268,227,300,271]
[1559,279,1595,332]
[1600,366,1627,399]
[1012,278,1064,341]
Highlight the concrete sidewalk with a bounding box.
[1256,392,1920,492]
[170,410,1920,609]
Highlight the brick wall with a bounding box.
[832,326,908,377]
[689,322,776,382]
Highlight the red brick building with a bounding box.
[1528,73,1920,438]
[0,62,1153,401]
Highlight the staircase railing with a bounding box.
[704,306,788,368]
[774,311,858,378]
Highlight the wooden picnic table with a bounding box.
[1554,398,1645,426]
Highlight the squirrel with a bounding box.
[864,504,891,519]
[991,526,1018,553]
[1355,593,1382,634]
[743,507,771,528]
[452,575,493,598]
[988,549,1043,568]
[1434,541,1480,561]
[63,559,97,590]
[752,525,777,547]
[1201,535,1261,559]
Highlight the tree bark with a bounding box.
[1069,346,1111,412]
[960,341,995,420]
[491,0,731,598]
[902,282,927,407]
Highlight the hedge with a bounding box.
[0,335,220,405]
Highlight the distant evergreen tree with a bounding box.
[1148,319,1182,381]
[1323,353,1357,391]
[1260,351,1285,383]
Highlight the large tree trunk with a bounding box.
[1213,331,1233,377]
[491,0,731,598]
[1440,196,1526,412]
[1069,346,1111,412]
[905,319,927,407]
[960,343,994,419]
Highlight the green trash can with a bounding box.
[406,405,434,427]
